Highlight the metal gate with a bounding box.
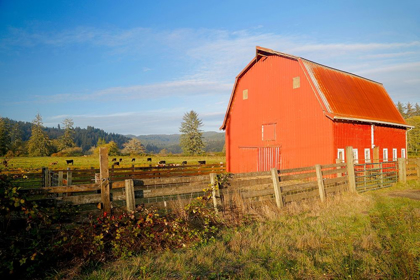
[354,161,398,192]
[257,147,281,171]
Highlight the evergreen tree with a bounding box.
[58,118,75,151]
[27,114,51,156]
[9,123,23,156]
[179,110,205,155]
[407,116,420,155]
[0,118,11,156]
[121,138,145,155]
[406,102,415,118]
[396,101,406,118]
[415,103,420,117]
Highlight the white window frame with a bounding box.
[353,148,359,163]
[401,148,406,159]
[337,149,345,162]
[392,148,397,161]
[364,148,371,163]
[383,148,388,162]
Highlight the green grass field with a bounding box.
[0,155,225,171]
[50,181,420,279]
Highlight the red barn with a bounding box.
[221,46,411,173]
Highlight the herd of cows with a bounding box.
[62,158,207,167]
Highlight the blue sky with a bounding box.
[0,0,419,135]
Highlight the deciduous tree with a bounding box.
[0,118,10,156]
[407,116,420,156]
[121,138,145,155]
[179,110,205,155]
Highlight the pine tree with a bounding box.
[406,102,415,118]
[9,123,23,156]
[0,118,11,156]
[58,118,75,151]
[27,114,51,156]
[396,101,406,118]
[179,110,205,155]
[415,103,420,117]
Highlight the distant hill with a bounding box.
[130,131,225,154]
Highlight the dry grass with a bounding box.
[50,181,420,279]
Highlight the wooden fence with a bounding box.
[3,148,419,214]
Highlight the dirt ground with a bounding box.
[387,189,420,200]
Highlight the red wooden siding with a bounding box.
[225,55,334,173]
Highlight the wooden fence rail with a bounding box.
[3,151,419,214]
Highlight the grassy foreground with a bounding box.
[51,181,420,279]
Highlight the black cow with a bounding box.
[66,159,74,165]
[112,158,117,162]
[2,159,8,167]
[182,161,187,165]
[158,160,166,165]
[198,160,206,165]
[113,162,120,166]
[119,158,123,162]
[147,158,152,162]
[131,158,135,162]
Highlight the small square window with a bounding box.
[262,124,276,141]
[243,89,248,100]
[293,77,300,89]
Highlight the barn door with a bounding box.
[258,147,281,171]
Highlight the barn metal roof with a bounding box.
[220,46,410,129]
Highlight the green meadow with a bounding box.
[0,155,225,171]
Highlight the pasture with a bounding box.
[0,154,225,171]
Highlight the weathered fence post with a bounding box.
[315,164,325,202]
[209,173,219,214]
[398,158,406,183]
[58,171,63,186]
[125,179,135,212]
[271,168,284,208]
[373,146,379,164]
[42,167,47,188]
[66,168,72,186]
[336,158,342,177]
[346,146,357,192]
[99,147,112,213]
[380,162,384,188]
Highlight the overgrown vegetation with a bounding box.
[0,175,222,279]
[52,181,420,279]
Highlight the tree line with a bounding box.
[396,101,420,156]
[0,115,132,157]
[0,111,224,157]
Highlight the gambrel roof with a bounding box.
[221,46,410,129]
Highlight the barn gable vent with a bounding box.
[243,89,248,100]
[293,76,300,89]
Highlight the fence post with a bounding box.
[380,162,384,188]
[125,179,135,211]
[58,171,63,186]
[271,168,284,208]
[42,167,46,188]
[336,158,342,177]
[373,146,379,163]
[315,164,325,202]
[209,173,218,214]
[100,147,112,213]
[346,146,357,192]
[66,168,72,186]
[398,158,406,183]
